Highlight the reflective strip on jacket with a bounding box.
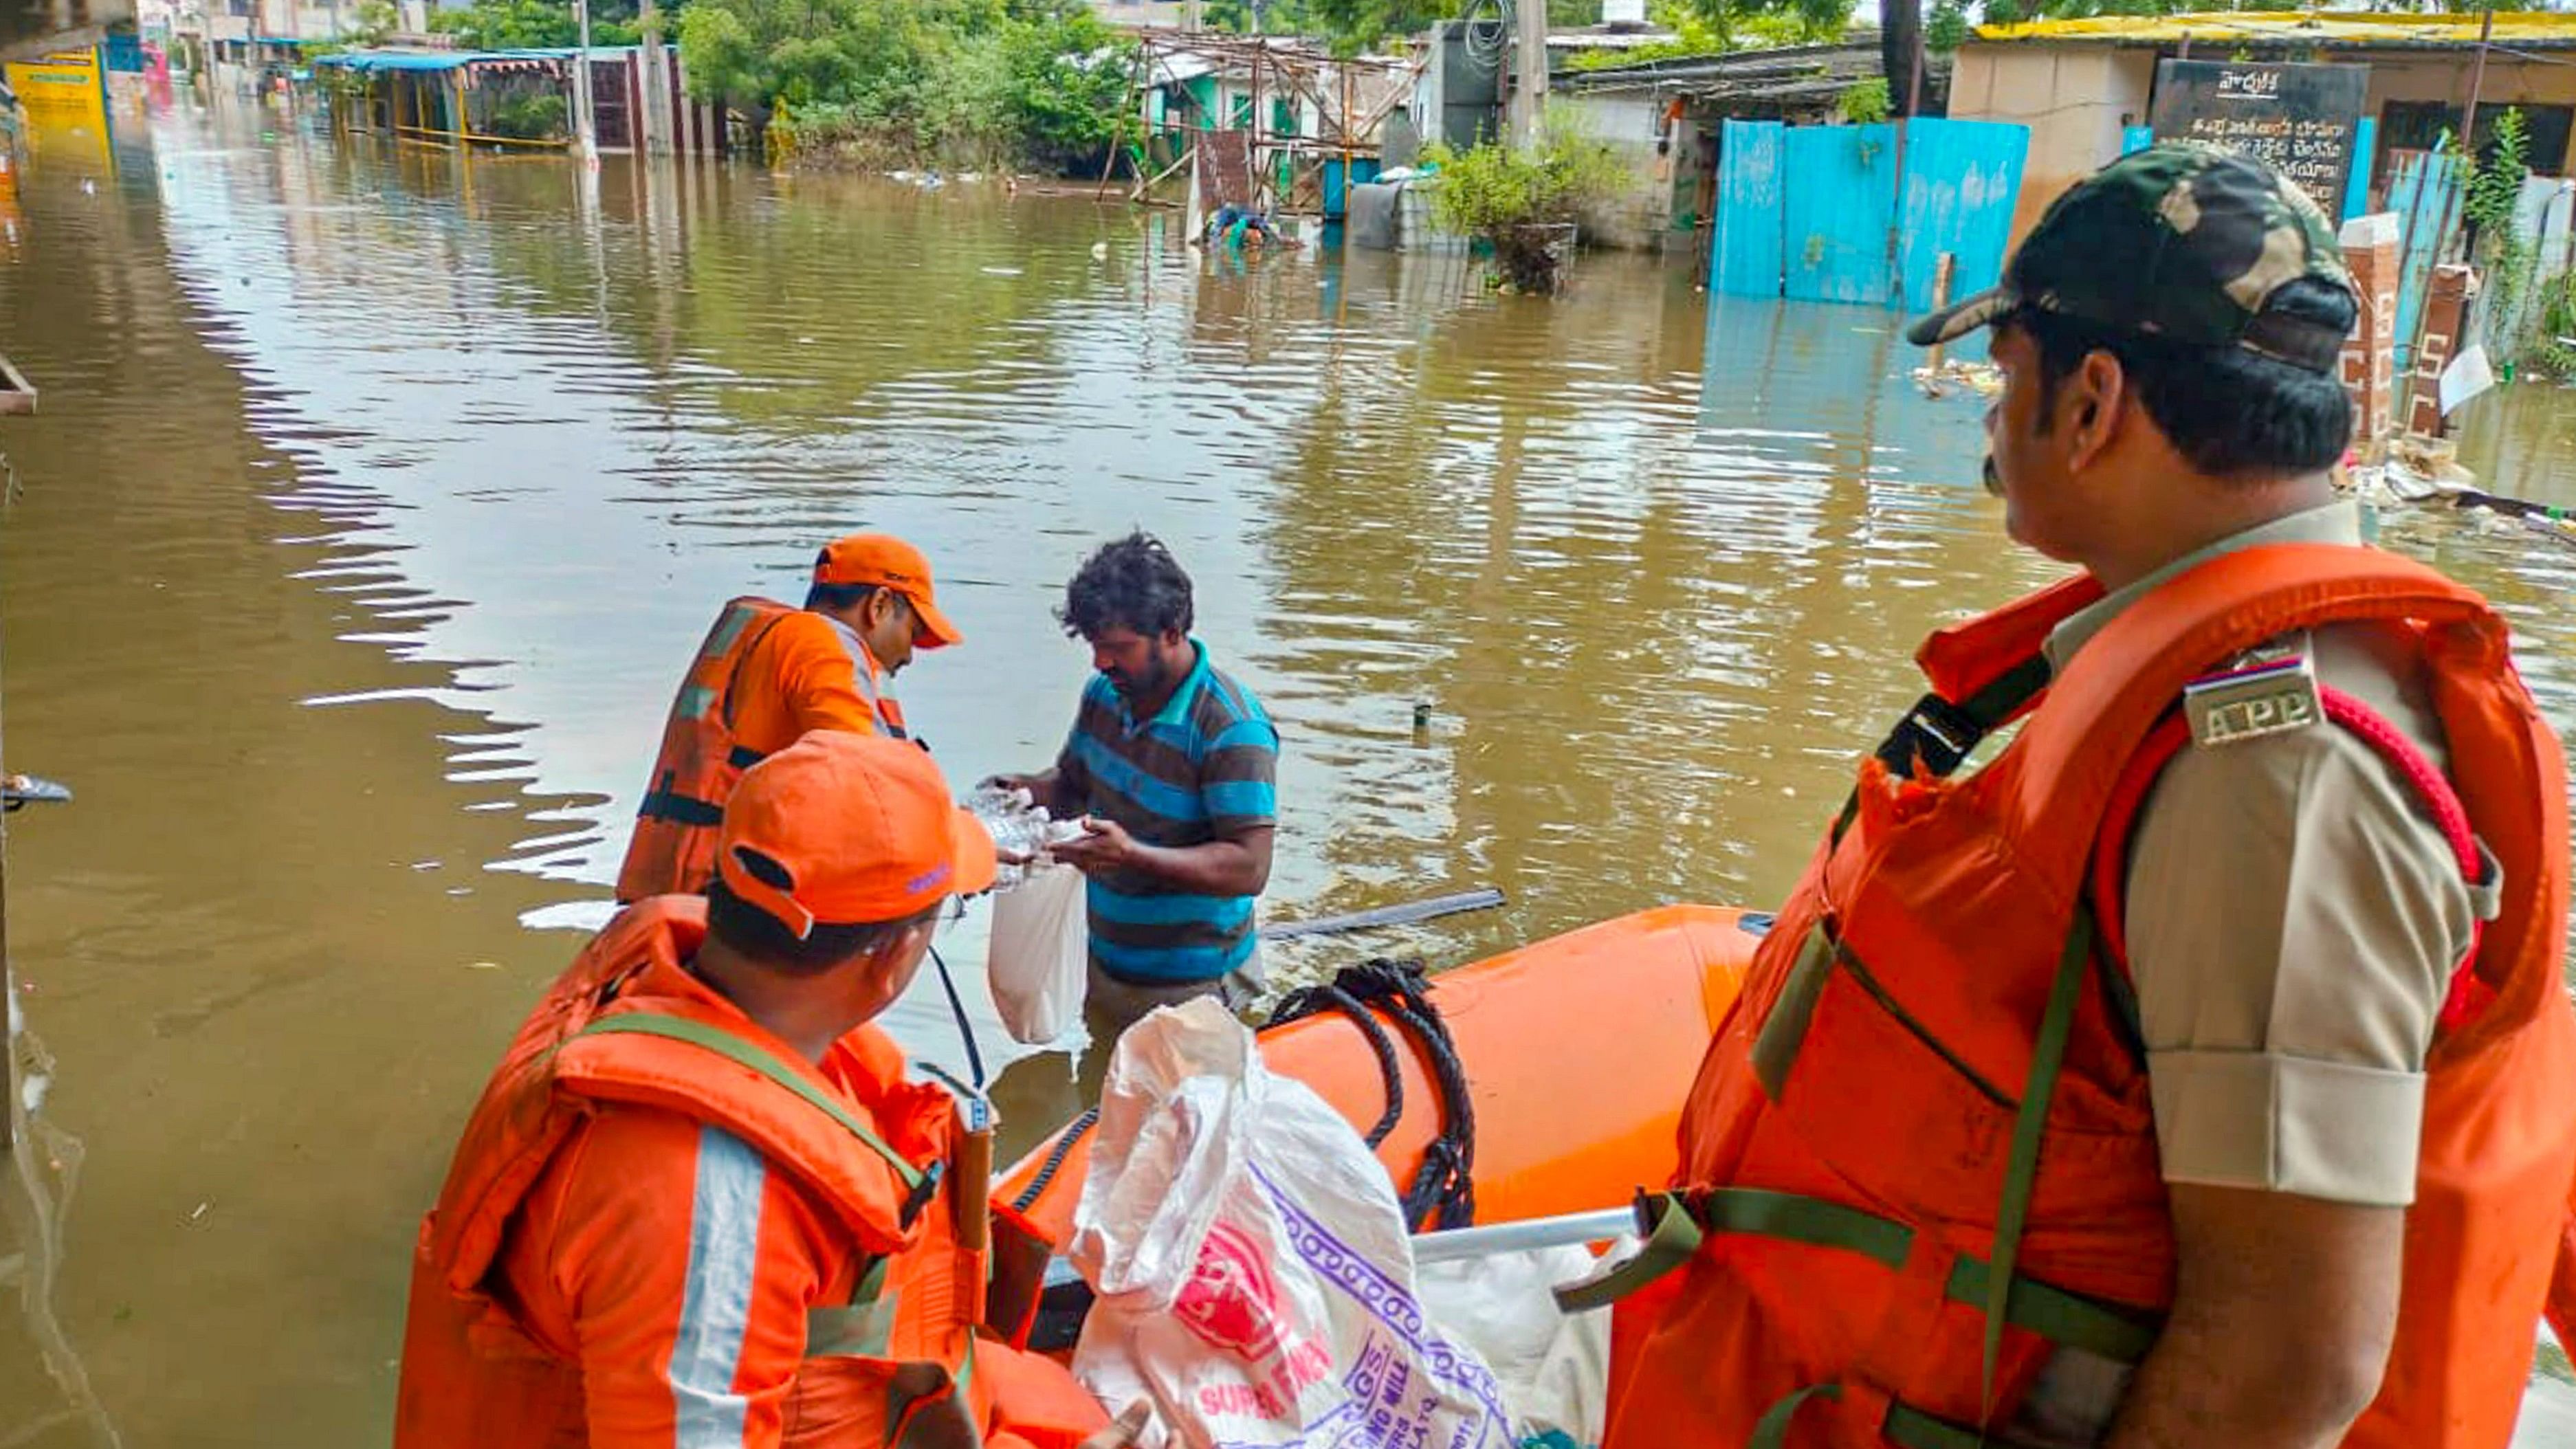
[393,896,1106,1449]
[617,598,907,903]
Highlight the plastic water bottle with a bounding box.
[967,787,1086,890]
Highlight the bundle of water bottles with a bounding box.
[966,785,1088,892]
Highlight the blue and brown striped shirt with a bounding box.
[1055,641,1278,984]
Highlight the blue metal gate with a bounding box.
[2386,148,2464,373]
[1713,119,1783,298]
[1712,118,2029,311]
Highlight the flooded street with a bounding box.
[3,100,2575,1444]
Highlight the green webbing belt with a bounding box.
[1884,1403,1982,1449]
[1706,1186,1913,1268]
[1748,1387,2063,1449]
[1552,1194,1702,1314]
[1554,1185,2155,1364]
[573,1015,925,1190]
[1749,1384,1843,1449]
[1979,907,2093,1433]
[806,1257,899,1358]
[1943,1254,2157,1364]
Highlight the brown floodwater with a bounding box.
[3,96,2575,1445]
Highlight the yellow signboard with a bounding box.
[6,47,109,137]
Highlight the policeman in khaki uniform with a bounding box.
[1598,144,2576,1449]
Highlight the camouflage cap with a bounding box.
[1906,141,2357,373]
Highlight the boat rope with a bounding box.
[1267,958,1477,1232]
[1012,1107,1098,1214]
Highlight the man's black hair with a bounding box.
[705,861,938,975]
[2014,276,2356,480]
[1057,531,1195,641]
[804,581,883,613]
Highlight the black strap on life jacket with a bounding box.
[637,766,725,826]
[1835,652,2054,845]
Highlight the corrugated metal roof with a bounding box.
[1973,9,2576,50]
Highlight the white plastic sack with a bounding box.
[1417,1245,1618,1448]
[1069,998,1514,1449]
[988,861,1088,1045]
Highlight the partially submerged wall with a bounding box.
[1948,44,2155,245]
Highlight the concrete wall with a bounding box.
[2359,54,2576,176]
[1563,89,1671,250]
[1948,44,2155,243]
[1953,43,2576,245]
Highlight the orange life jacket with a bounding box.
[617,597,906,903]
[1594,544,2576,1449]
[393,897,1105,1449]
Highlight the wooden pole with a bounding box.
[1513,0,1549,144]
[1339,63,1350,176]
[1926,251,1955,374]
[2,626,12,1155]
[572,0,597,162]
[1904,5,1925,120]
[1130,145,1192,202]
[2460,3,2496,169]
[1891,12,1930,300]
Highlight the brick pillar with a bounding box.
[2405,263,2478,439]
[2337,212,2400,452]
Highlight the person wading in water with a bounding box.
[988,532,1279,1067]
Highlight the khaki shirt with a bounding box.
[2044,502,2483,1208]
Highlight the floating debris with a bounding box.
[2348,441,2576,551]
[1913,360,2003,401]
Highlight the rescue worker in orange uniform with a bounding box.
[617,533,963,903]
[399,731,1145,1449]
[1588,145,2576,1448]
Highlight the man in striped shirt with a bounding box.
[991,533,1279,1043]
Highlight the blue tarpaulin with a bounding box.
[311,51,473,72]
[312,46,646,74]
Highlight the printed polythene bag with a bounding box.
[987,861,1088,1045]
[1068,997,1514,1449]
[1416,1245,1618,1448]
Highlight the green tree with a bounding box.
[348,0,399,44]
[683,0,1136,169]
[998,10,1139,168]
[1564,0,1842,70]
[1421,103,1628,292]
[430,0,642,49]
[2465,106,2534,360]
[1203,0,1318,32]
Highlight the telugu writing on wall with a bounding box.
[2149,60,2371,216]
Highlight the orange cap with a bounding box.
[813,533,962,651]
[714,731,997,940]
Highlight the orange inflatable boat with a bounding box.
[991,904,1765,1258]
